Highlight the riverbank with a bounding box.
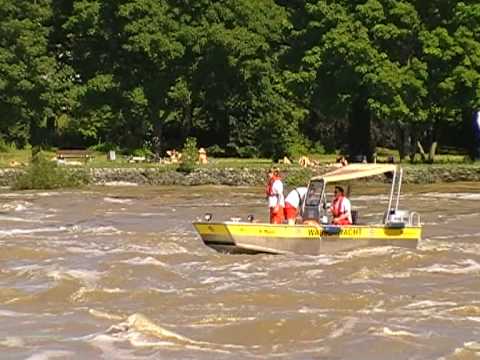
[1,164,479,187]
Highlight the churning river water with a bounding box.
[0,183,479,360]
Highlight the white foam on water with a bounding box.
[68,225,122,235]
[340,246,398,259]
[121,243,188,256]
[88,334,134,359]
[65,246,106,256]
[329,318,358,339]
[421,192,480,200]
[0,336,25,348]
[72,286,125,302]
[305,269,324,277]
[353,194,390,201]
[9,263,46,276]
[379,327,421,338]
[427,232,480,241]
[103,197,133,204]
[1,200,33,212]
[103,313,233,353]
[47,268,103,285]
[25,350,74,360]
[92,314,213,352]
[103,181,139,187]
[0,309,31,317]
[0,215,43,223]
[405,300,458,310]
[369,325,428,340]
[89,309,124,321]
[119,256,167,267]
[0,226,66,238]
[449,341,480,358]
[139,212,167,217]
[358,300,386,314]
[415,259,480,275]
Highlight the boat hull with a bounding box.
[193,222,421,255]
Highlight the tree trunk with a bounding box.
[348,96,374,162]
[416,140,427,162]
[428,141,438,163]
[407,124,417,163]
[396,123,406,161]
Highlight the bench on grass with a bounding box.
[56,149,93,164]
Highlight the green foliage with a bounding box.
[177,137,197,173]
[132,147,153,158]
[1,0,479,159]
[284,168,314,188]
[88,142,119,153]
[0,138,16,153]
[13,152,90,190]
[206,145,225,157]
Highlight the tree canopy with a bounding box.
[1,0,479,160]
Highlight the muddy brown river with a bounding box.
[0,183,479,359]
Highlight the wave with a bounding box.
[414,259,480,275]
[0,226,67,238]
[119,257,167,267]
[103,181,139,187]
[68,225,123,235]
[0,337,25,348]
[25,350,74,360]
[89,313,236,353]
[103,197,133,204]
[420,192,480,200]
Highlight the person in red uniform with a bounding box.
[284,186,308,225]
[330,186,352,225]
[265,168,285,224]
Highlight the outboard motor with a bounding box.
[385,210,409,228]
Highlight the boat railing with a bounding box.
[409,212,421,226]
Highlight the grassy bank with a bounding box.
[0,149,470,169]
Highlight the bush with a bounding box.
[13,152,90,190]
[89,142,119,152]
[131,147,153,158]
[206,144,225,157]
[284,168,313,188]
[0,138,16,153]
[177,137,198,173]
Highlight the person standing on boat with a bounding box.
[284,186,308,225]
[330,185,352,225]
[266,168,285,224]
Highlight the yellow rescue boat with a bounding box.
[193,164,422,255]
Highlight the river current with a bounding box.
[0,183,479,359]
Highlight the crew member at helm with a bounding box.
[284,186,307,225]
[330,185,352,225]
[265,167,285,224]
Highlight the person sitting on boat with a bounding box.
[266,167,285,224]
[284,186,308,225]
[330,185,352,225]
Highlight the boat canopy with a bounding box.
[311,164,397,184]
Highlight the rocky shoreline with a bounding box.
[1,164,480,188]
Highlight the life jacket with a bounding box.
[266,175,281,197]
[331,195,345,218]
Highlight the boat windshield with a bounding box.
[305,180,324,206]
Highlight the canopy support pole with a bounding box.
[385,169,397,223]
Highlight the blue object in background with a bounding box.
[473,111,480,160]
